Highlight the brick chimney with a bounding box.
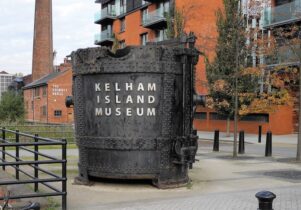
[32,0,53,81]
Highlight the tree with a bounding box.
[270,24,301,161]
[111,33,121,53]
[206,0,293,157]
[206,0,258,137]
[0,90,25,122]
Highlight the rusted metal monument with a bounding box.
[68,35,202,188]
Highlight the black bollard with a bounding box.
[213,130,219,152]
[255,191,276,210]
[258,125,262,143]
[238,130,245,154]
[265,131,272,157]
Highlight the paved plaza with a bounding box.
[1,131,301,209]
[66,132,301,210]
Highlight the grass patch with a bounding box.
[186,180,193,190]
[4,144,78,151]
[44,196,61,210]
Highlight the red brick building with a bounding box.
[23,0,74,124]
[23,60,73,124]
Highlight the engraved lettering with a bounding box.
[137,83,144,91]
[137,95,144,103]
[126,108,132,116]
[105,96,110,104]
[148,83,156,91]
[148,95,155,104]
[126,83,133,91]
[105,83,110,91]
[95,83,101,91]
[147,108,156,116]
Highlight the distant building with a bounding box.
[23,59,74,124]
[0,71,14,101]
[23,74,33,86]
[23,0,74,124]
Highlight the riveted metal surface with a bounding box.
[71,44,199,188]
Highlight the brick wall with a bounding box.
[32,0,53,81]
[47,69,73,124]
[194,106,294,134]
[24,85,48,123]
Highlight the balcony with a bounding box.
[94,8,116,25]
[144,0,162,2]
[142,10,167,29]
[94,30,114,46]
[265,45,301,66]
[263,0,301,28]
[141,0,150,8]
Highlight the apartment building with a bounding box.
[262,0,301,133]
[0,71,14,101]
[94,0,223,92]
[94,0,297,134]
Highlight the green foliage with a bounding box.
[206,0,259,119]
[0,90,25,122]
[166,7,185,39]
[111,33,120,54]
[1,124,75,143]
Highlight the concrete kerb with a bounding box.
[197,131,297,146]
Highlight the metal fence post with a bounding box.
[62,139,67,210]
[258,125,262,143]
[238,130,245,154]
[255,191,276,210]
[2,127,6,171]
[213,130,219,152]
[265,131,272,157]
[16,130,20,180]
[34,134,39,192]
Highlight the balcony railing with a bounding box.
[265,45,301,66]
[263,0,301,28]
[120,6,126,15]
[94,8,116,23]
[94,30,114,45]
[142,10,167,28]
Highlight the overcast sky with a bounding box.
[0,0,99,76]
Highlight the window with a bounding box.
[240,114,269,123]
[140,33,148,45]
[41,106,47,116]
[155,29,167,42]
[119,40,126,48]
[158,0,170,15]
[194,112,207,120]
[54,110,62,117]
[141,8,148,24]
[120,0,126,14]
[120,18,126,32]
[34,87,40,97]
[42,86,47,96]
[209,113,228,120]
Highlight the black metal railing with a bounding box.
[0,127,67,210]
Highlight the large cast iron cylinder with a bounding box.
[71,45,199,188]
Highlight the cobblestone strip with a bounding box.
[93,185,301,210]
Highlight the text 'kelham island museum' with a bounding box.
[94,82,157,117]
